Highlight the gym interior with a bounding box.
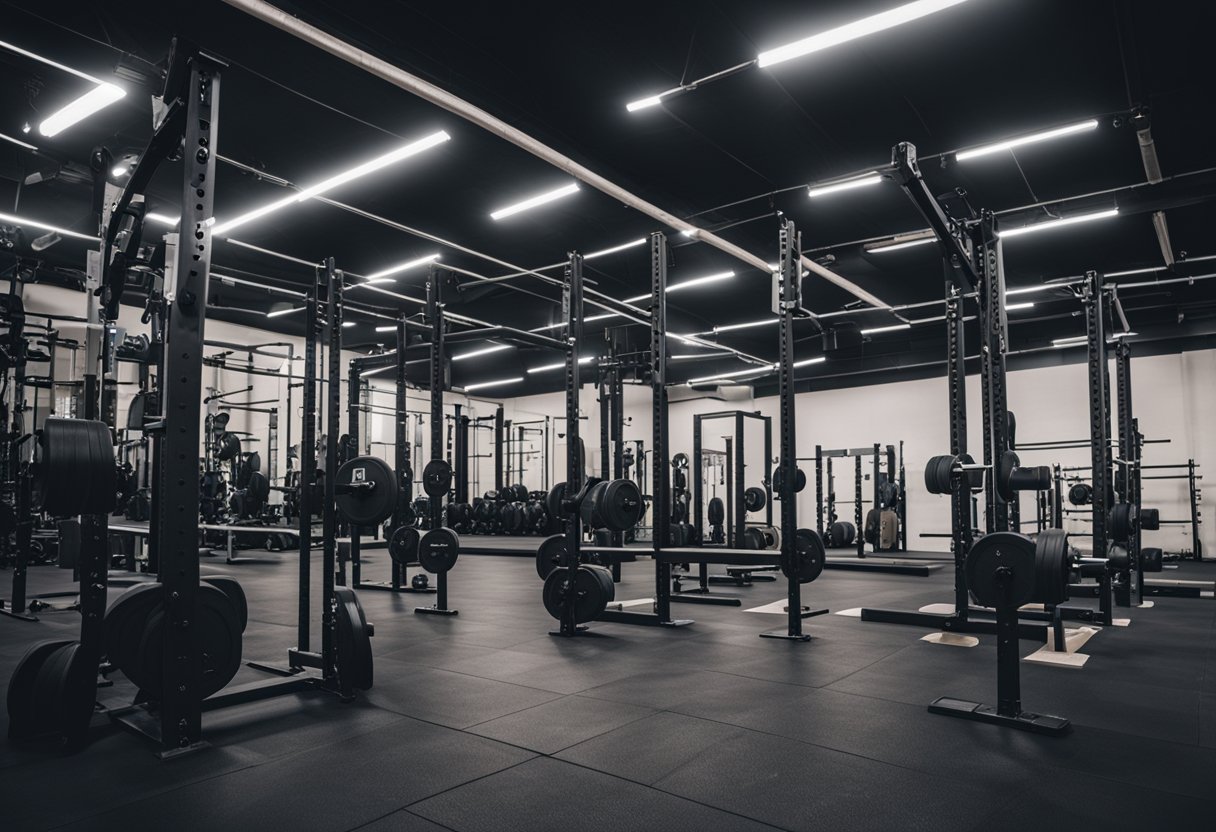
[1,1,1213,830]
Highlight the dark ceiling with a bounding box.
[0,0,1213,397]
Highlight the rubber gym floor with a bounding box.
[2,550,1214,831]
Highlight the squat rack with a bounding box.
[551,223,825,641]
[858,141,1067,642]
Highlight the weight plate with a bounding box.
[997,450,1020,502]
[217,431,241,461]
[829,521,847,548]
[864,509,881,545]
[1068,483,1092,506]
[546,482,567,521]
[583,564,616,608]
[1033,529,1071,606]
[598,479,643,532]
[32,642,76,742]
[52,642,98,748]
[422,459,453,498]
[1141,547,1163,572]
[791,528,826,584]
[580,481,609,530]
[201,576,249,633]
[6,639,74,740]
[132,584,243,699]
[772,466,807,495]
[743,487,766,513]
[707,497,725,526]
[671,453,689,470]
[389,526,421,565]
[335,456,398,526]
[1140,508,1160,531]
[536,534,567,579]
[541,565,611,624]
[334,586,374,691]
[419,527,460,574]
[103,583,165,681]
[509,484,529,502]
[743,527,766,550]
[965,532,1036,608]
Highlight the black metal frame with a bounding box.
[416,266,458,616]
[859,142,1062,641]
[679,409,775,603]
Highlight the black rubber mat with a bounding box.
[2,550,1214,830]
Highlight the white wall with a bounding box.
[511,351,1211,556]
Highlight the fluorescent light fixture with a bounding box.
[1005,285,1054,297]
[39,83,126,137]
[671,352,732,360]
[1052,336,1087,347]
[364,253,441,281]
[808,173,883,198]
[758,0,973,68]
[0,39,101,82]
[375,325,398,333]
[669,269,735,294]
[681,229,697,237]
[1106,266,1164,278]
[361,365,395,378]
[794,356,827,368]
[266,306,304,318]
[585,238,647,259]
[583,313,619,324]
[713,318,777,334]
[490,182,579,221]
[465,376,523,392]
[0,211,98,242]
[452,343,511,362]
[212,131,451,235]
[111,165,129,177]
[1005,302,1035,311]
[342,321,356,328]
[622,270,736,303]
[999,209,1119,239]
[956,119,1099,162]
[686,366,774,386]
[626,95,664,112]
[860,323,912,336]
[145,212,180,226]
[1110,331,1137,339]
[867,236,935,253]
[0,131,37,151]
[527,356,595,374]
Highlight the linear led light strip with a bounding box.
[359,253,441,284]
[629,1,973,111]
[211,131,450,236]
[0,132,37,151]
[808,173,883,198]
[956,120,1099,162]
[0,211,99,242]
[489,183,579,221]
[0,39,126,137]
[686,356,825,386]
[1000,209,1119,238]
[527,356,595,374]
[622,270,735,303]
[464,377,522,392]
[452,343,511,362]
[758,0,973,67]
[266,306,304,318]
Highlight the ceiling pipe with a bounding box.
[220,0,889,311]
